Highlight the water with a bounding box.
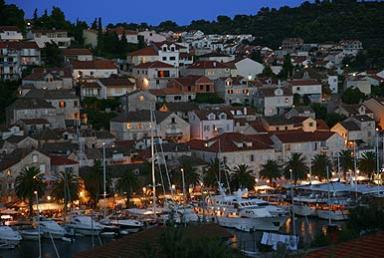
[230,217,345,253]
[0,218,344,258]
[0,237,113,258]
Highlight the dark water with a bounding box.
[0,218,344,258]
[0,236,113,258]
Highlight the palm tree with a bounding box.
[15,167,45,216]
[358,151,376,180]
[284,153,308,185]
[311,154,333,180]
[339,150,354,180]
[230,164,255,190]
[52,171,79,217]
[179,159,201,189]
[259,160,282,185]
[116,170,140,207]
[203,158,220,189]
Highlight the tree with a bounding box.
[261,65,274,78]
[176,159,200,191]
[259,160,282,184]
[203,158,220,189]
[15,167,45,216]
[280,54,294,79]
[250,50,262,63]
[358,152,376,180]
[325,113,346,127]
[342,88,365,104]
[42,42,64,67]
[116,170,140,207]
[82,160,104,205]
[0,80,19,123]
[52,171,79,217]
[284,153,308,184]
[311,154,333,180]
[230,164,255,190]
[339,150,354,180]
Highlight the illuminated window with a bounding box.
[32,154,38,163]
[139,95,144,101]
[59,101,66,108]
[127,123,132,129]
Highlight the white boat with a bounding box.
[39,218,67,239]
[292,204,317,217]
[204,187,287,232]
[0,226,22,248]
[101,218,144,233]
[19,229,42,240]
[67,215,103,236]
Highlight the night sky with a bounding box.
[7,0,303,25]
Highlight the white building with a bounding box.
[188,109,234,140]
[290,79,322,103]
[71,60,118,80]
[138,30,166,44]
[255,86,294,117]
[231,58,264,80]
[0,26,23,41]
[27,29,72,48]
[189,132,275,177]
[132,61,178,89]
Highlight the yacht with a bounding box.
[204,187,287,232]
[316,199,350,221]
[38,217,67,239]
[67,215,104,236]
[100,216,144,234]
[19,229,43,240]
[0,226,22,248]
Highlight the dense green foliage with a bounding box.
[0,80,19,123]
[0,0,25,31]
[342,87,366,104]
[116,170,140,207]
[82,97,120,130]
[42,42,64,67]
[194,93,224,104]
[311,154,333,180]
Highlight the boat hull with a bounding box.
[69,227,102,236]
[292,205,317,217]
[317,210,349,221]
[215,216,287,232]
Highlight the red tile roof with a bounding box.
[71,60,117,70]
[305,231,384,258]
[272,131,336,143]
[188,60,230,69]
[128,47,158,56]
[134,61,174,69]
[290,79,321,86]
[63,48,92,56]
[170,75,212,87]
[50,156,78,166]
[98,77,135,87]
[189,133,273,153]
[0,41,39,50]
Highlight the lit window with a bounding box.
[139,95,144,101]
[127,123,132,129]
[32,154,38,163]
[59,101,66,108]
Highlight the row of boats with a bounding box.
[2,181,380,249]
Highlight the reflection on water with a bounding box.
[0,218,345,258]
[0,237,112,258]
[230,217,345,253]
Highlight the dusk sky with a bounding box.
[7,0,303,26]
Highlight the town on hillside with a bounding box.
[1,0,384,257]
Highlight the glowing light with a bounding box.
[47,196,51,201]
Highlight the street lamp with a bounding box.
[102,142,107,218]
[181,168,186,204]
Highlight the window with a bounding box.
[296,87,300,91]
[170,56,176,61]
[250,155,254,162]
[59,101,66,108]
[74,101,78,107]
[127,123,132,129]
[171,117,176,123]
[309,122,314,127]
[200,85,204,91]
[139,95,144,101]
[162,56,167,61]
[32,154,38,163]
[157,70,170,78]
[156,80,160,85]
[203,125,210,131]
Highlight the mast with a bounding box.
[353,142,358,199]
[150,109,156,218]
[326,166,332,225]
[289,169,296,236]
